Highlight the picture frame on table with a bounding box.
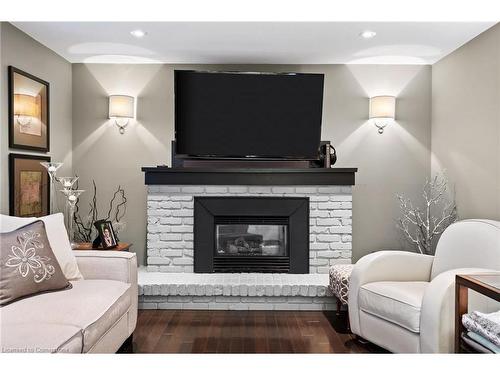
[9,153,51,217]
[8,66,50,152]
[94,220,119,249]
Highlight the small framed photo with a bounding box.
[95,220,118,249]
[8,66,50,152]
[9,153,51,217]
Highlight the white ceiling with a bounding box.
[13,22,496,65]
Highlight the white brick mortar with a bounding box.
[146,185,352,273]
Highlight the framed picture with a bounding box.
[94,220,118,249]
[9,153,51,217]
[8,66,50,152]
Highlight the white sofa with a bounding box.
[1,251,138,353]
[0,213,138,353]
[348,219,500,353]
[1,213,138,353]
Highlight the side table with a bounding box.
[455,273,500,353]
[73,242,132,252]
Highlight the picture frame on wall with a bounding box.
[9,153,51,217]
[8,66,50,152]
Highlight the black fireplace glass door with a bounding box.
[215,223,288,257]
[194,197,309,273]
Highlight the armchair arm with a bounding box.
[348,251,434,335]
[74,251,138,336]
[420,267,495,353]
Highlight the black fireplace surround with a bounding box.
[194,197,309,273]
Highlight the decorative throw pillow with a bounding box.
[0,213,83,280]
[0,220,72,306]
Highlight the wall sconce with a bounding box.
[109,95,135,134]
[369,96,396,134]
[14,93,37,126]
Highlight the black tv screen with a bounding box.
[174,71,324,160]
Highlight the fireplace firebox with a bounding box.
[194,197,309,273]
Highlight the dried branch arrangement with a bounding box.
[397,174,457,255]
[73,180,127,243]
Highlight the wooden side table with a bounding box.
[73,242,132,252]
[455,274,500,353]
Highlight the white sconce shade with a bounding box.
[109,95,135,118]
[369,96,396,119]
[369,96,396,134]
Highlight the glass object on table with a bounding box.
[40,162,63,214]
[57,176,79,190]
[60,189,85,249]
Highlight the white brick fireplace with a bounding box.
[146,185,353,273]
[139,167,356,310]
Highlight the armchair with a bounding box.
[348,219,500,353]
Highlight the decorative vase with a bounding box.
[40,162,63,214]
[60,189,85,249]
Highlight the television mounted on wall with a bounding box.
[174,70,324,160]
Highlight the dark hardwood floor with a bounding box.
[133,309,386,353]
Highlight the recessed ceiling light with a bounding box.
[360,30,377,39]
[130,29,147,38]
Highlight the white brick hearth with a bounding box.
[146,185,353,273]
[138,269,336,310]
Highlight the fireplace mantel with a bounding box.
[142,167,358,186]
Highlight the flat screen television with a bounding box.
[174,70,324,160]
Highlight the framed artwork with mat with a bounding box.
[9,153,51,217]
[8,66,50,152]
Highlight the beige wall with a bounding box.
[432,23,500,220]
[3,22,497,265]
[72,63,432,265]
[0,23,73,214]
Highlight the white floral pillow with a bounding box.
[0,220,71,305]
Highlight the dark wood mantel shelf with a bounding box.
[142,167,358,186]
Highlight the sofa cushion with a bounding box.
[0,323,83,353]
[1,279,131,352]
[0,220,72,305]
[359,281,428,333]
[0,213,83,280]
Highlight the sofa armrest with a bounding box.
[348,251,434,335]
[74,250,138,336]
[74,250,137,284]
[420,267,495,353]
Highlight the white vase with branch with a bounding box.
[397,174,458,255]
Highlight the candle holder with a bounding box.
[40,162,63,214]
[60,189,85,249]
[57,176,79,190]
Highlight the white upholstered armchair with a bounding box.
[348,219,500,353]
